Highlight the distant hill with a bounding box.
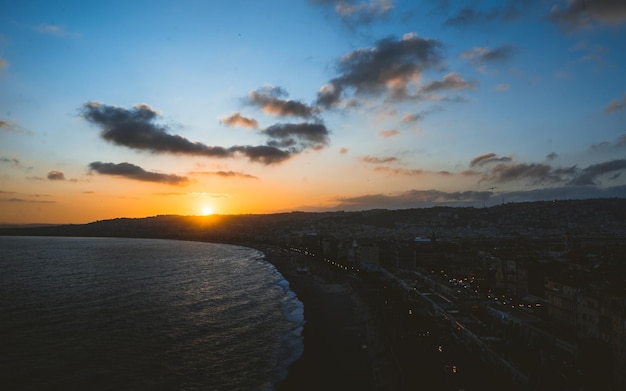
[1,198,625,242]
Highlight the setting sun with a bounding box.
[201,206,213,216]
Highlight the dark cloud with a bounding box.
[310,0,393,25]
[316,33,444,107]
[81,102,326,165]
[485,163,561,184]
[248,86,318,118]
[546,152,558,160]
[470,153,512,167]
[82,102,232,157]
[219,113,258,128]
[605,93,626,114]
[88,161,190,186]
[361,155,399,164]
[47,171,65,180]
[261,123,330,151]
[569,159,626,186]
[444,1,535,27]
[229,145,292,165]
[549,0,626,31]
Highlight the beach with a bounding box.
[255,245,378,391]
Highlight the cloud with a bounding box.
[88,161,190,186]
[47,171,66,181]
[444,2,535,27]
[569,159,626,186]
[0,55,7,70]
[0,156,22,167]
[261,122,330,151]
[34,24,71,37]
[470,153,512,167]
[379,129,401,138]
[549,0,626,31]
[462,45,515,63]
[494,84,510,92]
[0,120,32,135]
[483,162,562,184]
[546,152,558,160]
[219,113,258,128]
[605,93,626,113]
[310,0,393,25]
[334,188,493,210]
[2,198,55,204]
[339,147,349,154]
[81,102,325,165]
[499,184,626,203]
[361,155,399,164]
[191,170,258,179]
[399,113,422,123]
[248,86,318,118]
[316,33,444,107]
[419,72,476,94]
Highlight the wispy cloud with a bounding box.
[310,0,393,25]
[419,72,476,94]
[0,120,33,135]
[361,155,399,164]
[379,129,401,138]
[334,188,493,210]
[444,2,536,27]
[549,0,626,31]
[2,198,56,204]
[470,153,512,167]
[605,93,626,113]
[33,23,73,37]
[399,113,422,123]
[219,113,259,128]
[190,170,259,179]
[493,84,510,92]
[462,45,515,64]
[88,161,190,186]
[0,156,22,167]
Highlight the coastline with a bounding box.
[253,245,375,391]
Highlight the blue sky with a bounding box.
[1,0,625,224]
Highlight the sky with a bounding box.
[1,0,626,224]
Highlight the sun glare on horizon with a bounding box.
[201,206,213,216]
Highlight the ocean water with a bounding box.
[0,236,304,391]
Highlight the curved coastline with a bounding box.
[251,244,375,391]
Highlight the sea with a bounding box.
[0,236,304,391]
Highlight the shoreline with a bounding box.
[253,245,376,391]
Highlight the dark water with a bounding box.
[0,236,304,391]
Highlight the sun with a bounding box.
[201,206,213,216]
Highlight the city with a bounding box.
[2,198,626,389]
